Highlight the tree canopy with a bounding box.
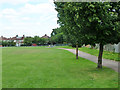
[54,2,120,68]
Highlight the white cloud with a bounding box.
[21,17,31,21]
[0,0,55,5]
[36,22,42,25]
[1,8,20,21]
[4,27,13,30]
[2,8,19,15]
[20,3,56,15]
[0,0,29,5]
[4,15,18,20]
[0,14,2,18]
[0,1,58,37]
[48,0,54,3]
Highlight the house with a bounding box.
[1,35,25,46]
[41,34,50,39]
[0,37,2,46]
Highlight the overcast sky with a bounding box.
[0,0,59,38]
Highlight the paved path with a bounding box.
[59,48,119,72]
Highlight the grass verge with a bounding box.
[56,46,119,61]
[2,47,118,88]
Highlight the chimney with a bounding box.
[16,35,18,37]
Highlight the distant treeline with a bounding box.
[23,36,50,46]
[1,36,51,47]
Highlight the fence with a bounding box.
[95,42,120,53]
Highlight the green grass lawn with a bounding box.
[57,46,119,61]
[2,47,118,88]
[79,47,119,61]
[0,48,2,90]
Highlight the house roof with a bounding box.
[1,35,25,41]
[41,34,50,39]
[0,37,2,40]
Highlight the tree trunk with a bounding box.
[97,43,103,68]
[76,44,78,59]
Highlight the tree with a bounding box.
[8,40,16,46]
[51,27,66,44]
[32,36,40,45]
[72,2,120,68]
[54,2,87,59]
[2,41,16,46]
[24,37,33,46]
[54,2,120,68]
[39,38,49,45]
[2,41,8,47]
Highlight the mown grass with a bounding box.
[56,46,119,61]
[2,47,118,88]
[0,48,2,90]
[79,47,119,61]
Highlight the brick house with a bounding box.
[0,35,25,46]
[41,34,50,39]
